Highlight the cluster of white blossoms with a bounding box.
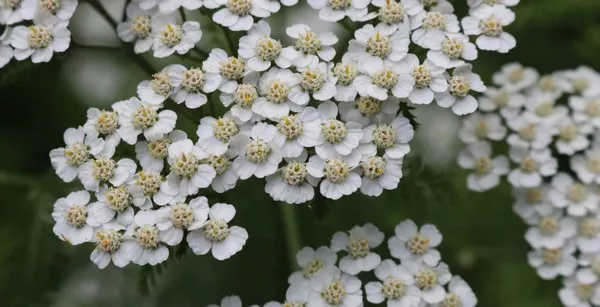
[209,220,477,307]
[41,0,520,269]
[457,64,600,306]
[0,0,74,65]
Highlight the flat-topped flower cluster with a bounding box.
[35,0,519,270]
[457,64,600,306]
[209,219,477,307]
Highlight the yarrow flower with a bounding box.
[457,64,600,304]
[40,0,522,279]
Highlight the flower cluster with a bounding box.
[457,64,600,306]
[44,0,520,269]
[0,0,74,65]
[209,219,477,307]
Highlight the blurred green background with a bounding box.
[2,0,600,306]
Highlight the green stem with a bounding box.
[85,0,118,28]
[339,18,355,33]
[179,7,187,22]
[280,203,301,271]
[121,0,131,21]
[219,25,236,54]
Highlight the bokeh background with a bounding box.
[2,0,600,306]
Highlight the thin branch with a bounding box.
[122,0,131,22]
[179,6,187,22]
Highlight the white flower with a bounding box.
[307,0,370,21]
[286,24,338,67]
[468,0,519,9]
[279,0,298,5]
[275,108,323,158]
[155,196,210,246]
[313,102,363,157]
[117,2,156,54]
[360,115,414,159]
[136,130,187,173]
[427,33,477,69]
[398,54,449,105]
[522,93,568,126]
[238,20,297,71]
[410,5,460,49]
[167,64,222,109]
[90,225,130,269]
[477,86,525,119]
[512,186,554,224]
[434,276,477,307]
[187,203,248,260]
[331,58,360,102]
[492,63,539,92]
[571,147,600,185]
[388,219,443,266]
[10,13,70,63]
[152,15,201,58]
[458,112,507,144]
[331,223,384,275]
[458,141,509,192]
[88,185,136,227]
[405,261,452,304]
[208,296,243,307]
[370,0,410,32]
[338,96,400,127]
[524,208,576,249]
[565,66,600,97]
[570,95,600,128]
[52,190,95,245]
[231,122,283,179]
[50,127,106,182]
[287,246,338,301]
[156,0,204,13]
[307,150,362,200]
[347,23,409,68]
[1,0,34,24]
[359,155,403,197]
[549,173,598,217]
[576,216,600,254]
[220,73,262,123]
[435,64,486,115]
[203,48,248,93]
[0,27,13,68]
[21,0,78,20]
[253,67,302,119]
[308,266,363,307]
[203,145,240,193]
[402,0,453,17]
[117,97,178,145]
[508,147,557,188]
[265,157,320,204]
[159,139,216,201]
[533,72,573,97]
[354,59,415,100]
[212,0,280,31]
[78,156,137,192]
[559,276,600,307]
[365,259,421,306]
[461,4,516,53]
[128,170,168,209]
[506,117,552,150]
[121,210,170,265]
[290,62,338,104]
[196,115,244,156]
[83,103,124,156]
[137,68,177,105]
[528,241,577,280]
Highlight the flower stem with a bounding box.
[85,0,118,29]
[280,203,301,271]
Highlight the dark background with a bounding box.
[1,0,600,306]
